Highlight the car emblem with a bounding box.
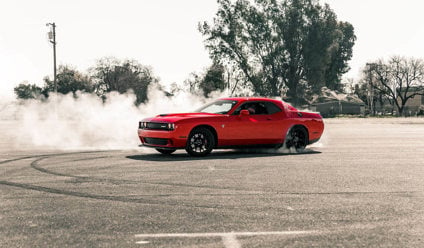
[221,124,225,128]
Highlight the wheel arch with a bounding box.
[287,124,309,145]
[189,124,218,148]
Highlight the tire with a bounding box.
[156,148,176,155]
[285,126,308,152]
[185,127,215,156]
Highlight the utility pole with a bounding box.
[366,63,376,116]
[47,22,57,94]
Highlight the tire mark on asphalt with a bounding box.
[0,151,108,165]
[0,152,107,179]
[0,180,239,209]
[29,155,257,191]
[1,178,419,214]
[29,156,129,184]
[27,152,255,192]
[0,180,163,204]
[29,154,422,196]
[62,155,111,163]
[0,155,45,165]
[0,152,257,209]
[3,151,420,212]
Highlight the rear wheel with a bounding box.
[156,148,176,155]
[185,127,215,156]
[285,126,308,152]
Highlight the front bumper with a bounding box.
[138,129,187,149]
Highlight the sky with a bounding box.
[1,0,424,100]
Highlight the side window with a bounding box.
[233,103,250,115]
[254,102,268,115]
[265,102,282,114]
[233,102,270,115]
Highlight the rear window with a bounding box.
[264,102,282,114]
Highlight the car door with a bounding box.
[221,101,284,146]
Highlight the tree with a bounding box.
[91,57,158,105]
[361,56,424,116]
[199,0,355,105]
[14,83,43,100]
[199,63,226,97]
[168,82,183,95]
[184,63,227,97]
[184,72,203,95]
[15,66,93,100]
[43,65,94,97]
[352,82,369,106]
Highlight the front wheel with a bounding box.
[285,126,308,152]
[156,148,176,155]
[185,127,215,156]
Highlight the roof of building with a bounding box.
[310,87,364,105]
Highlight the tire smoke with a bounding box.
[2,87,219,151]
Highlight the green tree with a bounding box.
[43,65,94,97]
[184,63,226,97]
[199,63,226,97]
[91,57,158,105]
[199,0,355,105]
[14,83,43,100]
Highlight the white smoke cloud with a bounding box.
[1,87,226,151]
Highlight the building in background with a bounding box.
[397,87,424,116]
[310,87,365,117]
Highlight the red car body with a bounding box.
[138,97,324,156]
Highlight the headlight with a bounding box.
[139,121,147,129]
[167,123,175,130]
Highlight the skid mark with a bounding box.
[0,180,234,209]
[28,154,419,196]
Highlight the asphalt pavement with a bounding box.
[1,118,423,247]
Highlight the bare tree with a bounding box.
[364,56,424,116]
[184,72,203,95]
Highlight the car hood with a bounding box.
[142,113,223,123]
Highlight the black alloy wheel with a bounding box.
[285,126,307,152]
[156,148,176,155]
[185,127,215,156]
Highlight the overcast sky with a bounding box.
[1,0,424,99]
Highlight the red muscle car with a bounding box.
[138,97,324,156]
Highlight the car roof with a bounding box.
[219,97,283,105]
[218,97,298,112]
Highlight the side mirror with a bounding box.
[240,109,250,116]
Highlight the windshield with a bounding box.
[195,100,238,114]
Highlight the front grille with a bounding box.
[146,122,169,130]
[139,121,174,131]
[144,137,168,146]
